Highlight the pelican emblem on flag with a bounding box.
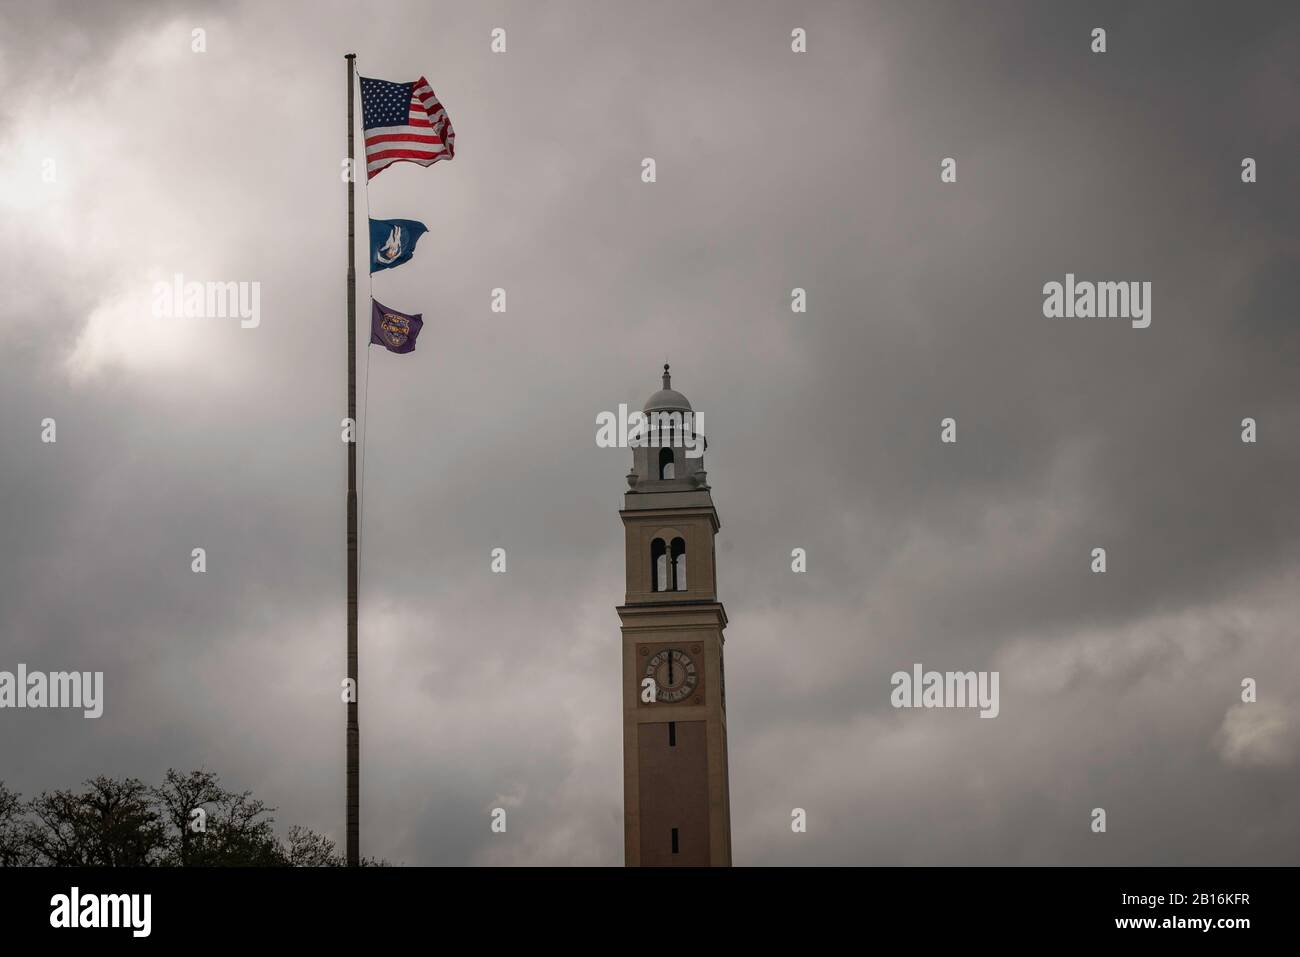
[377,226,404,265]
[367,218,429,274]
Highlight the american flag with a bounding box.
[359,75,455,180]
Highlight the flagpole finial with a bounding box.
[662,363,671,389]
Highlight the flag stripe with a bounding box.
[365,132,444,147]
[365,125,440,140]
[367,148,446,163]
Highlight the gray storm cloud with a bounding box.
[0,0,1297,865]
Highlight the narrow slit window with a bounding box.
[668,721,676,747]
[670,537,687,591]
[651,538,668,592]
[671,827,679,854]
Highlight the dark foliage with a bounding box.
[0,769,386,867]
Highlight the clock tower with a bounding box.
[618,365,732,866]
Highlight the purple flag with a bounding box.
[370,299,424,354]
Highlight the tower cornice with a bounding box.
[616,599,729,631]
[619,503,721,532]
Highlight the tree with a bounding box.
[25,776,166,866]
[283,825,343,867]
[1,771,380,867]
[153,768,226,866]
[0,782,34,867]
[199,789,284,866]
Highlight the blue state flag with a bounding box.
[368,218,428,273]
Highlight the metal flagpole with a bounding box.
[345,51,360,868]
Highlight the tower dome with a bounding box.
[626,364,708,493]
[643,364,692,413]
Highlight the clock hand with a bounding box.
[669,652,674,685]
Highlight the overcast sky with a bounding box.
[1,0,1298,865]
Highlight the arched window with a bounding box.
[671,537,687,591]
[651,538,669,592]
[658,447,675,480]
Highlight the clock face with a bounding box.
[644,649,699,704]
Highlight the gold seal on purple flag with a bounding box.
[369,298,424,354]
